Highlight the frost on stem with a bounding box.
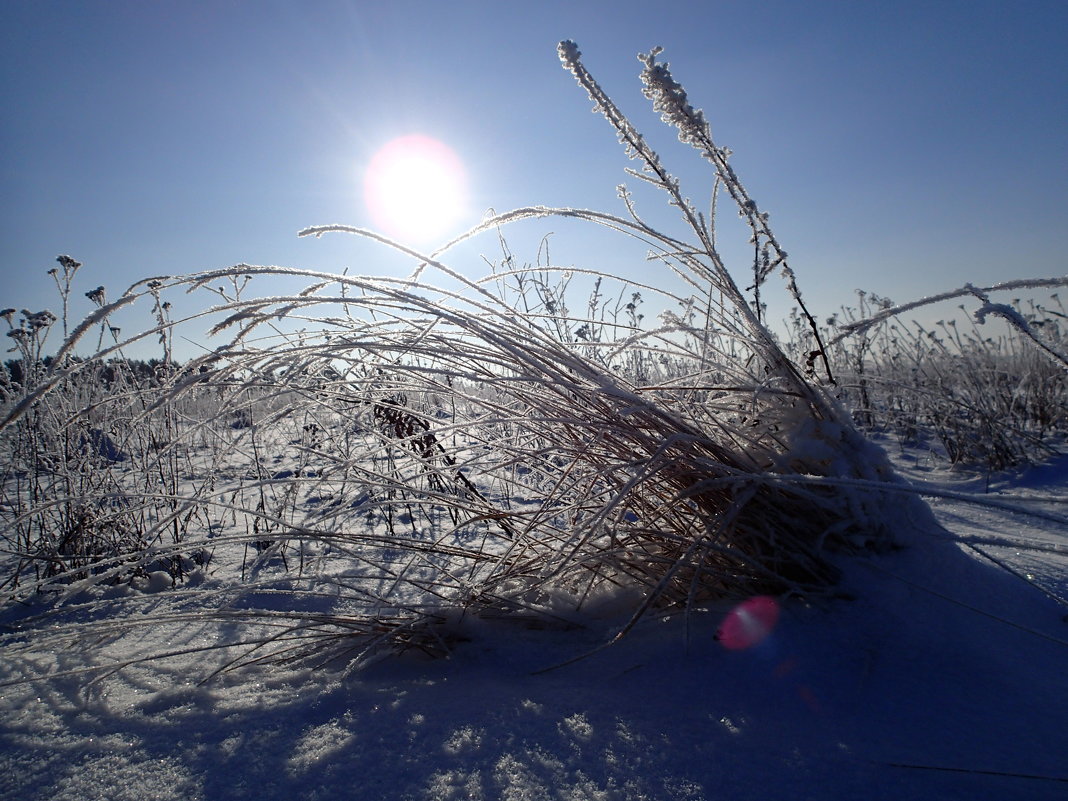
[634,45,834,383]
[558,40,665,174]
[969,284,1068,370]
[638,46,710,148]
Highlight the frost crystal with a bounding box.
[639,46,710,147]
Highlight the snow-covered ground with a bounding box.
[2,450,1066,801]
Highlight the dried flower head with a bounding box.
[56,255,82,272]
[23,309,57,330]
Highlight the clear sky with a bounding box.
[2,0,1066,357]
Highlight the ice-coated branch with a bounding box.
[830,276,1068,344]
[967,284,1068,371]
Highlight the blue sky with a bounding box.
[2,0,1066,357]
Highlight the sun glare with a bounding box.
[362,134,469,245]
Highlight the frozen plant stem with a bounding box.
[562,42,835,385]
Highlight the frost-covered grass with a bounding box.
[786,285,1068,472]
[0,43,902,677]
[0,40,1064,700]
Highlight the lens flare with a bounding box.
[362,134,468,245]
[716,596,780,650]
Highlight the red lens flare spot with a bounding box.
[716,596,780,650]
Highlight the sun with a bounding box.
[362,134,469,245]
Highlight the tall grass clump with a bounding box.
[1,43,937,675]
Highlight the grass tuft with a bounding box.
[6,42,1056,680]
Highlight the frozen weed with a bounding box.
[806,285,1068,471]
[6,43,1058,679]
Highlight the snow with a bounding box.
[2,452,1067,801]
